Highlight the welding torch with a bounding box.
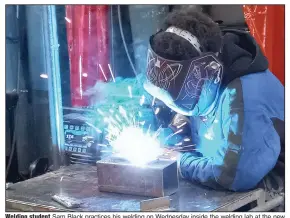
[158,113,194,154]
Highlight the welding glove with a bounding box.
[152,99,175,127]
[158,114,192,148]
[159,114,195,178]
[169,114,191,135]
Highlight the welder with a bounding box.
[144,8,284,191]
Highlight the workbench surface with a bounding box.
[6,164,263,212]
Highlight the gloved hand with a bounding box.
[169,113,191,135]
[158,113,192,146]
[152,99,175,127]
[157,127,183,147]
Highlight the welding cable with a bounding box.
[6,101,18,180]
[117,5,160,116]
[6,49,21,180]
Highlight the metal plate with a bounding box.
[97,158,178,197]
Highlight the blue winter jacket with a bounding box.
[173,30,284,191]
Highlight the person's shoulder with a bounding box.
[240,70,283,87]
[223,70,283,95]
[221,70,284,112]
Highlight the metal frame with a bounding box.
[214,189,265,211]
[43,5,65,169]
[6,189,270,212]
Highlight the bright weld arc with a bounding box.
[110,126,162,167]
[96,97,167,166]
[104,109,162,166]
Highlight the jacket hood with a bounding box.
[220,29,269,87]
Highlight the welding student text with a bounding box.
[4,214,286,218]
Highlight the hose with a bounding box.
[117,4,162,127]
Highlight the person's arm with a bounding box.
[179,83,281,191]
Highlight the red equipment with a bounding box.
[243,5,285,85]
[65,5,110,107]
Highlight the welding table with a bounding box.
[6,164,266,212]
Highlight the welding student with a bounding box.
[144,8,284,191]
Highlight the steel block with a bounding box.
[97,157,179,197]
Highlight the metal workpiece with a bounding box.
[97,157,179,197]
[51,195,82,209]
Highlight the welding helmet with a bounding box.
[144,26,223,116]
